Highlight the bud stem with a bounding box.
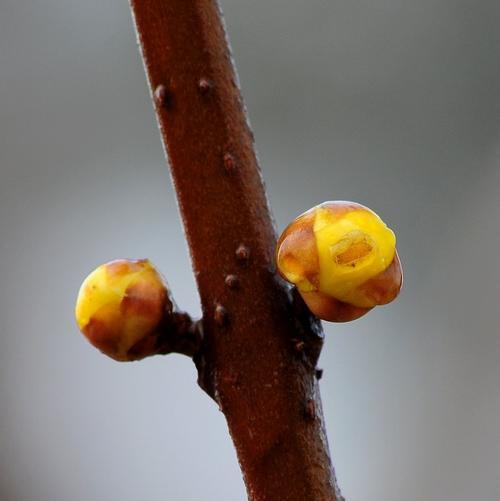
[157,312,203,359]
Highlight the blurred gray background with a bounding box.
[1,1,499,500]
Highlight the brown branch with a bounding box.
[129,1,343,499]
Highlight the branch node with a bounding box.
[290,338,306,353]
[304,399,316,421]
[223,152,237,173]
[214,303,229,327]
[235,244,250,265]
[224,274,240,289]
[154,84,173,109]
[198,78,213,95]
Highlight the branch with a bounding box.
[129,1,343,499]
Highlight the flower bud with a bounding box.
[276,201,402,322]
[75,259,172,361]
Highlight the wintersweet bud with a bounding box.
[75,259,172,361]
[276,201,402,322]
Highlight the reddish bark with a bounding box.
[129,1,343,499]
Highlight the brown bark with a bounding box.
[129,1,343,499]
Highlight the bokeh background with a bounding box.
[1,1,499,500]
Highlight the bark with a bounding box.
[129,1,343,499]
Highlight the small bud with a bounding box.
[75,259,172,361]
[305,399,316,421]
[214,303,229,327]
[224,274,240,289]
[235,244,250,264]
[198,78,212,95]
[154,84,172,109]
[276,201,402,322]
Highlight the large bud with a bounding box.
[75,259,172,361]
[276,201,402,322]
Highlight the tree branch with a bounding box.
[129,1,343,499]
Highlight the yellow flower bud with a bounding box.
[75,259,172,361]
[276,201,402,322]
